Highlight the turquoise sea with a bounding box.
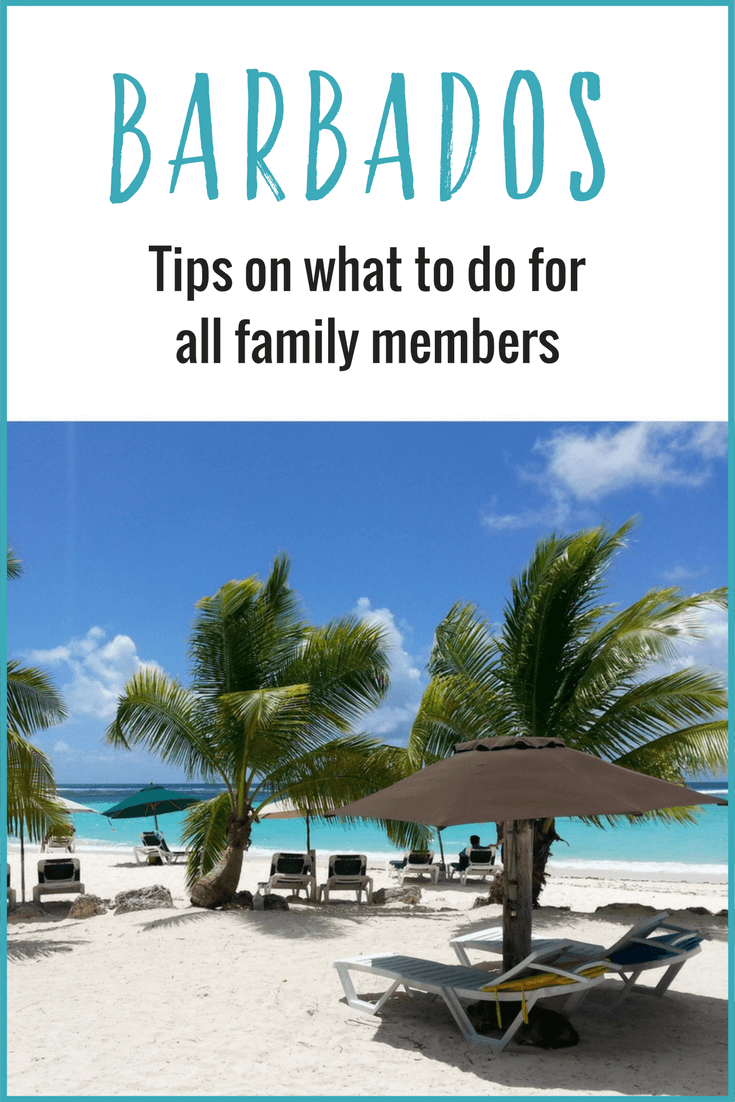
[10,780,728,883]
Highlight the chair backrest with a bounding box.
[140,831,164,847]
[468,847,496,866]
[406,852,434,865]
[7,863,10,888]
[330,854,367,878]
[37,858,80,884]
[271,852,310,877]
[46,836,73,849]
[606,911,671,956]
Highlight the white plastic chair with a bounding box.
[133,831,189,865]
[318,854,373,904]
[265,852,316,900]
[33,857,85,903]
[453,846,499,886]
[398,851,439,885]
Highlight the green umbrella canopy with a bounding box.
[102,784,201,830]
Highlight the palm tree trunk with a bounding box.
[531,818,565,906]
[190,812,252,908]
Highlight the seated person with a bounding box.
[450,834,486,876]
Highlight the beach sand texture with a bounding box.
[7,850,728,1097]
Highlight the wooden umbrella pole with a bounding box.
[502,818,533,972]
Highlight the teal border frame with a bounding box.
[1,4,732,1102]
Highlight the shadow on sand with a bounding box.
[347,983,727,1096]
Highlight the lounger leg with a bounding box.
[440,988,528,1050]
[452,942,472,967]
[630,961,686,997]
[335,964,402,1016]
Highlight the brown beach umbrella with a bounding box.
[256,798,317,852]
[331,736,726,969]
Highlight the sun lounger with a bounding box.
[33,857,84,903]
[449,912,706,1002]
[265,852,316,900]
[334,944,609,1049]
[318,854,373,904]
[449,846,499,885]
[133,831,189,865]
[42,835,76,853]
[7,864,17,911]
[398,851,439,885]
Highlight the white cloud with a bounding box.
[481,423,726,530]
[353,598,426,739]
[660,565,708,583]
[27,628,162,721]
[534,423,726,503]
[672,604,728,677]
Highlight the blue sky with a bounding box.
[7,421,727,784]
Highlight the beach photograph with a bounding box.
[6,421,729,1097]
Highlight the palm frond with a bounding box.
[7,546,23,579]
[105,669,222,782]
[180,792,233,888]
[7,659,67,736]
[7,730,71,840]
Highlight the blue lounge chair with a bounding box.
[450,911,705,1002]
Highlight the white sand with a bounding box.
[6,849,728,1097]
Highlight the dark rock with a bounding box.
[69,894,108,919]
[263,893,289,911]
[114,885,174,915]
[222,891,254,911]
[7,901,47,921]
[373,886,422,905]
[595,902,656,915]
[716,909,728,917]
[685,906,712,915]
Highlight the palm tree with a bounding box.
[7,548,70,899]
[408,519,728,903]
[106,553,416,908]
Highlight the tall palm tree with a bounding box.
[106,553,415,907]
[408,519,728,903]
[7,547,70,898]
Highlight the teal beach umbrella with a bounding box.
[102,784,201,831]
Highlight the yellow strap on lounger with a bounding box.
[482,964,607,996]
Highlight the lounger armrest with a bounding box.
[532,958,611,983]
[493,941,574,983]
[656,921,709,940]
[629,936,687,956]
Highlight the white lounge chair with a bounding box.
[33,857,85,903]
[398,851,439,885]
[133,831,189,865]
[318,854,373,904]
[7,864,17,911]
[450,912,706,1002]
[450,846,499,885]
[334,944,608,1049]
[265,852,316,900]
[42,835,76,853]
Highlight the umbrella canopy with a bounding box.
[332,736,726,825]
[102,784,201,831]
[331,736,725,967]
[54,796,100,814]
[256,798,337,851]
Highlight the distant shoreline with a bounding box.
[8,839,726,885]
